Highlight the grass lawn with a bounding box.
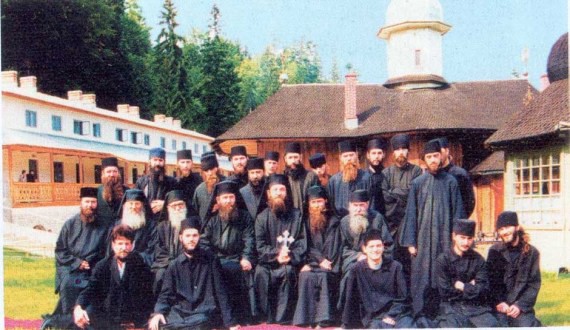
[3,247,570,325]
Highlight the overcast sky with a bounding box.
[139,0,568,88]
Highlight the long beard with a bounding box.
[268,196,287,216]
[219,204,238,222]
[121,208,146,230]
[309,205,327,234]
[284,163,306,180]
[102,176,124,204]
[203,173,220,194]
[349,214,369,235]
[341,161,359,183]
[395,155,408,167]
[169,208,187,232]
[151,166,165,181]
[250,177,265,195]
[80,206,96,223]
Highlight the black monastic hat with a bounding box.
[267,174,289,187]
[247,158,265,171]
[284,142,302,155]
[214,180,239,196]
[453,219,476,237]
[179,216,202,233]
[80,187,98,199]
[390,134,410,150]
[177,150,193,160]
[309,153,326,169]
[367,138,387,151]
[230,145,247,158]
[496,211,519,230]
[307,185,328,200]
[423,139,441,155]
[201,154,219,171]
[350,189,369,203]
[338,140,357,154]
[265,151,280,161]
[149,147,166,159]
[102,157,118,168]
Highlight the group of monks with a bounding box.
[41,134,542,329]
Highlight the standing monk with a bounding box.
[283,142,319,211]
[309,152,331,189]
[365,138,388,216]
[399,139,465,320]
[240,157,267,220]
[173,149,202,215]
[264,151,280,176]
[227,145,249,188]
[135,147,176,222]
[192,152,226,224]
[96,157,128,229]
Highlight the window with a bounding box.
[116,128,128,142]
[172,139,177,150]
[25,110,37,127]
[93,123,101,137]
[53,162,64,183]
[202,145,208,153]
[73,120,90,135]
[194,143,199,153]
[160,137,166,148]
[131,131,142,144]
[51,115,62,131]
[144,134,150,146]
[512,149,563,228]
[94,165,102,184]
[182,141,187,150]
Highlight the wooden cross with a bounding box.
[277,230,295,248]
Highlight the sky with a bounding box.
[138,0,568,88]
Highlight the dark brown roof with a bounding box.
[547,33,568,83]
[216,79,534,141]
[486,79,569,145]
[470,151,504,175]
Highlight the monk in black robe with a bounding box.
[73,225,154,329]
[365,138,387,216]
[399,140,465,319]
[328,140,374,218]
[201,181,256,323]
[152,190,191,294]
[149,219,240,330]
[135,147,176,222]
[283,142,319,211]
[96,157,128,229]
[309,153,331,189]
[110,189,157,267]
[240,157,267,219]
[226,145,249,189]
[192,152,226,224]
[435,219,497,327]
[342,230,413,329]
[264,151,280,176]
[337,189,393,311]
[173,149,202,216]
[41,188,107,330]
[255,174,307,324]
[293,186,342,327]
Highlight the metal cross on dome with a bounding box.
[277,230,295,248]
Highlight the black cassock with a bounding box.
[154,249,237,329]
[192,175,226,224]
[337,210,393,310]
[174,173,203,216]
[442,162,476,218]
[227,172,249,189]
[135,174,177,222]
[108,217,157,267]
[365,167,386,216]
[75,253,154,328]
[328,169,373,218]
[435,248,497,327]
[201,209,256,322]
[287,169,320,212]
[151,221,183,295]
[399,170,465,317]
[292,213,342,326]
[342,258,413,329]
[240,183,266,220]
[48,214,107,326]
[96,184,129,229]
[254,207,307,324]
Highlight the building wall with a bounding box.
[387,28,443,79]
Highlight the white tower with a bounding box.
[378,0,451,89]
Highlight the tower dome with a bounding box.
[547,32,568,83]
[385,0,444,27]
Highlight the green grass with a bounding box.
[3,247,570,325]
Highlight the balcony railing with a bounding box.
[10,183,99,207]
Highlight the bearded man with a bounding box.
[264,151,280,176]
[111,189,157,267]
[96,157,128,229]
[309,153,331,188]
[192,152,226,224]
[152,190,192,294]
[487,211,542,327]
[173,149,202,215]
[293,186,342,327]
[328,140,374,218]
[201,181,256,324]
[255,174,307,324]
[135,147,176,222]
[283,142,319,211]
[365,138,387,216]
[41,188,108,330]
[240,157,267,219]
[337,190,393,311]
[227,145,249,188]
[399,139,465,319]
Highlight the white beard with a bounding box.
[121,208,146,230]
[349,215,369,235]
[169,208,187,232]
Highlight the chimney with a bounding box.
[68,90,83,102]
[540,73,550,92]
[165,116,174,125]
[344,73,358,130]
[154,114,166,123]
[117,104,129,114]
[2,71,18,88]
[128,106,140,118]
[19,76,37,92]
[173,119,182,129]
[81,93,96,107]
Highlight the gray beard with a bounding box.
[169,209,187,232]
[349,215,369,235]
[121,209,146,230]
